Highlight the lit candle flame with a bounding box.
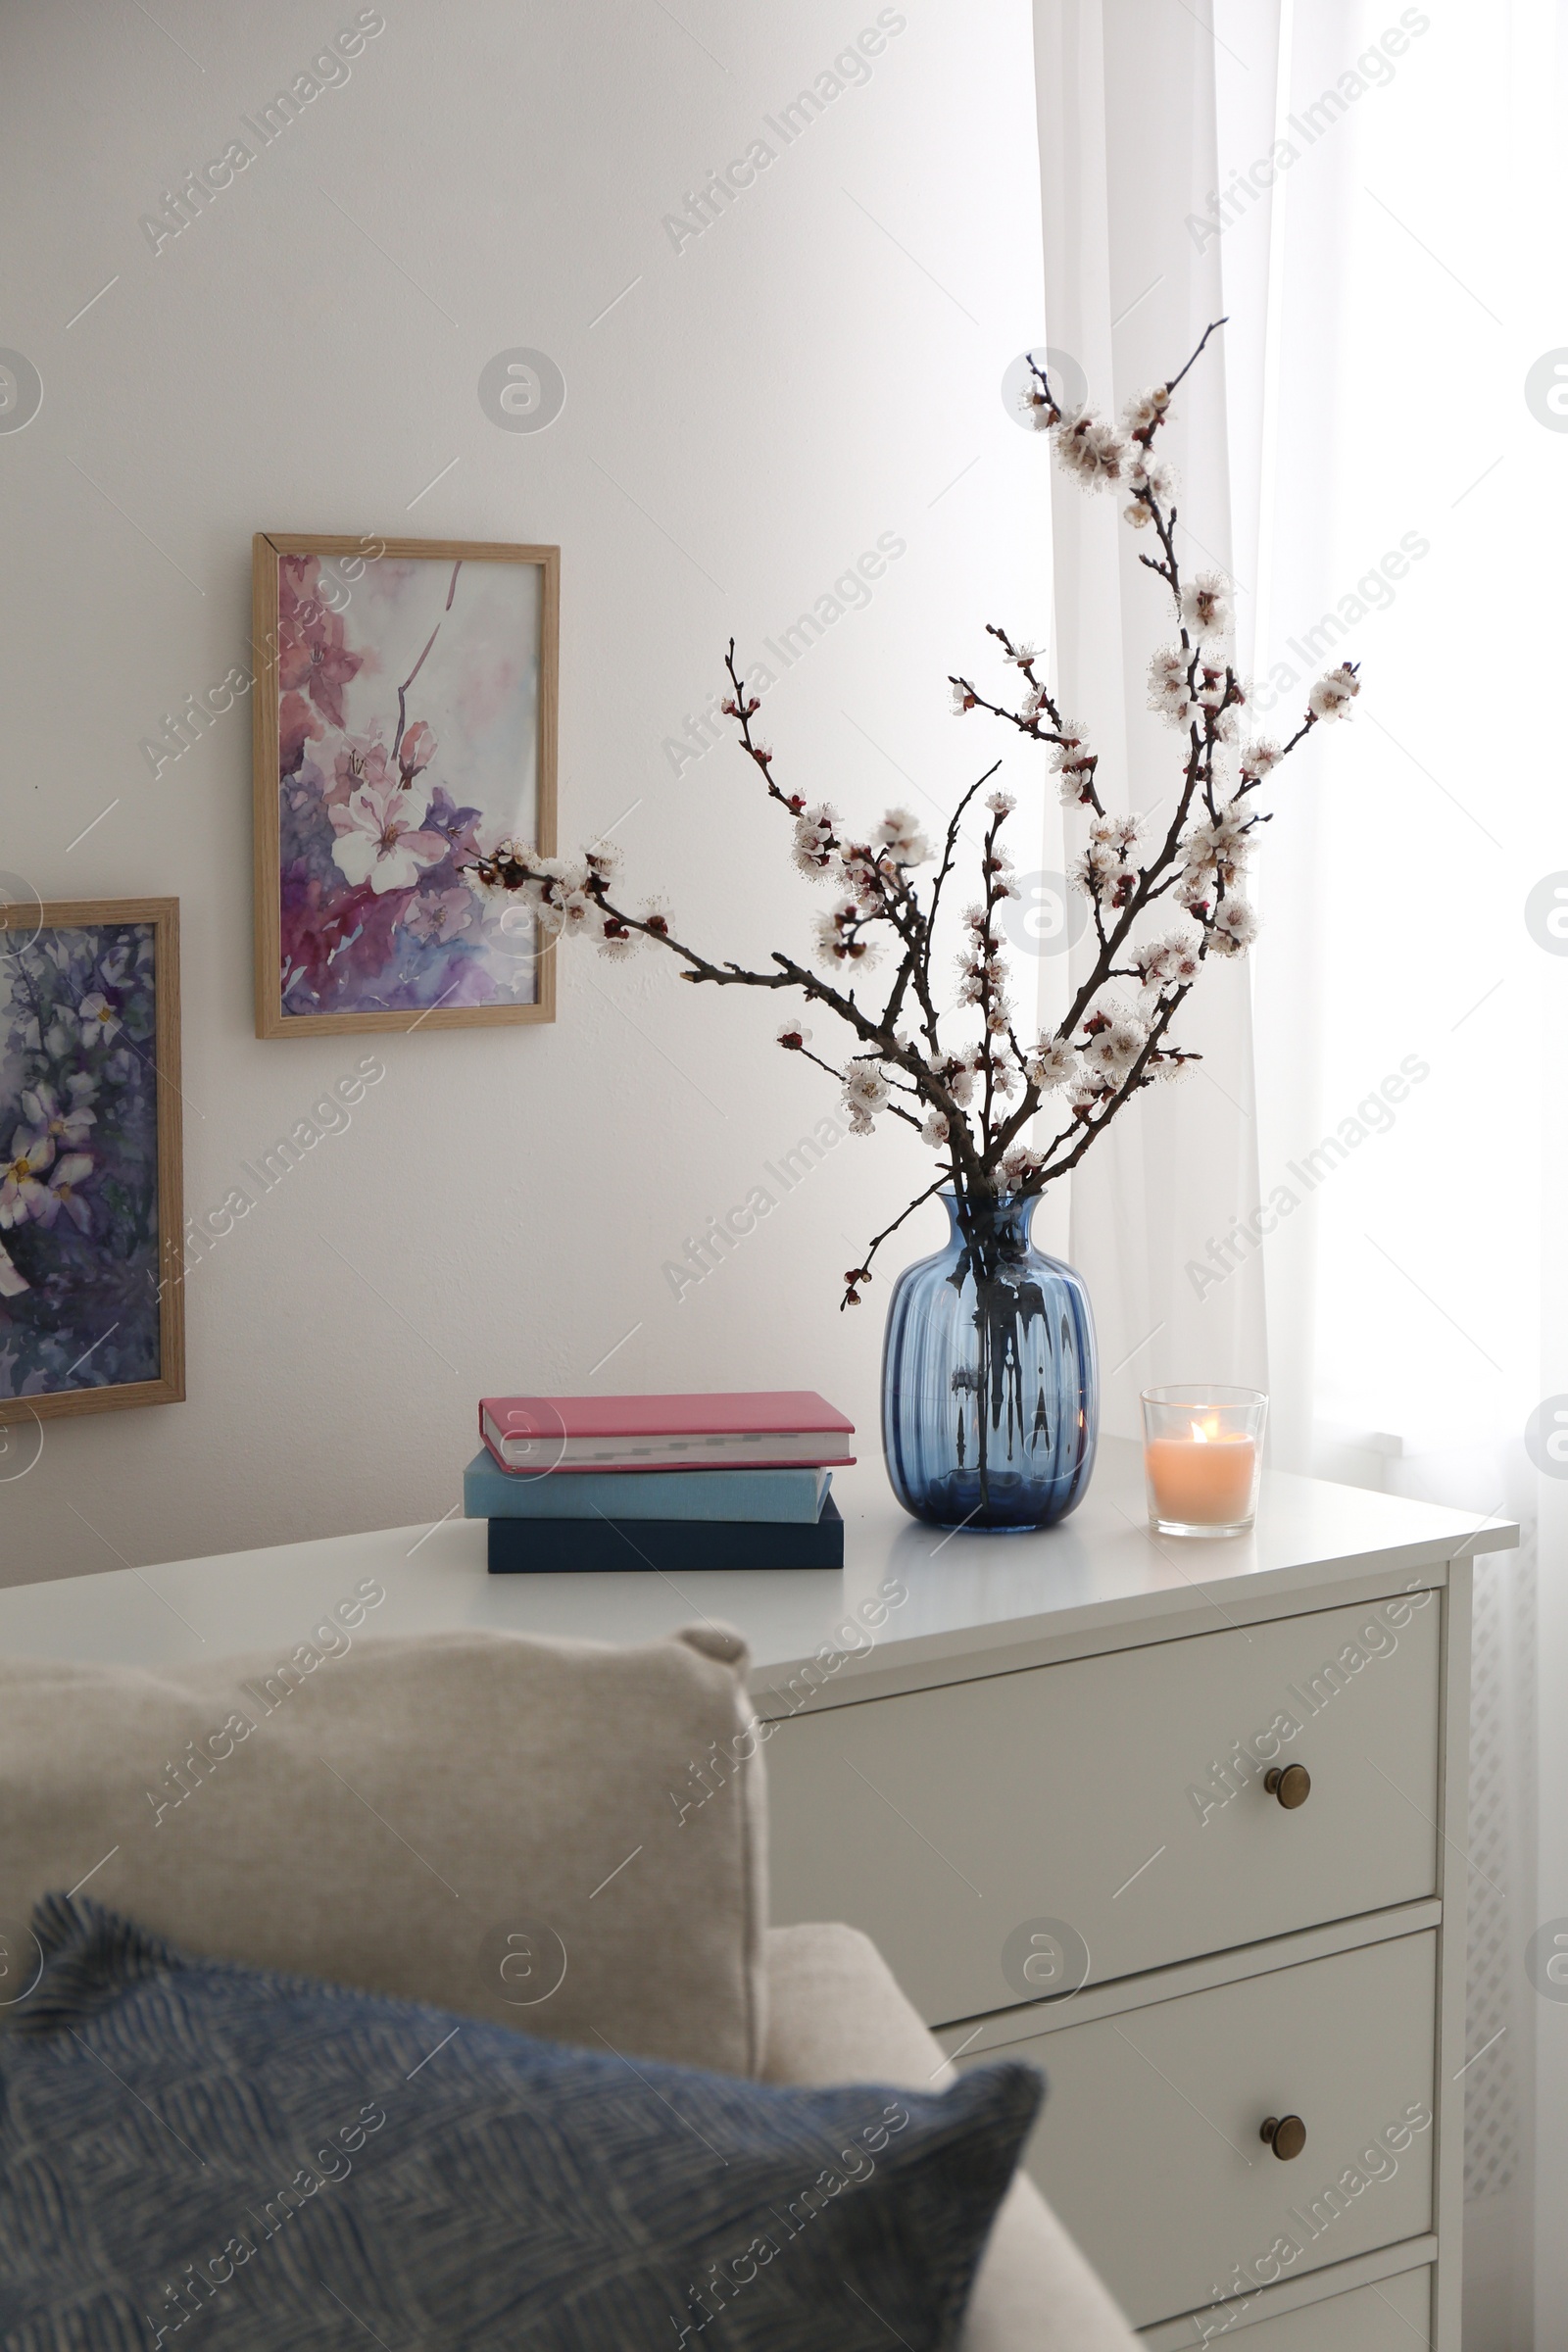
[1190,1417,1220,1443]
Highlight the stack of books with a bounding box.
[467,1391,856,1575]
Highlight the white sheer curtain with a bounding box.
[1030,0,1268,1431]
[1033,2,1559,2343]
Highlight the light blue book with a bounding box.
[463,1452,833,1524]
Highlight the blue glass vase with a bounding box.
[881,1190,1098,1531]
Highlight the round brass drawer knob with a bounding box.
[1264,1763,1311,1809]
[1260,2114,1307,2161]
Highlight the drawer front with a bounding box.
[971,1934,1435,2329]
[766,1595,1439,2026]
[1170,2265,1432,2350]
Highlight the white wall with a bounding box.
[0,0,1049,1579]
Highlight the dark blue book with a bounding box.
[487,1496,843,1574]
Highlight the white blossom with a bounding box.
[1007,642,1044,668]
[1121,385,1171,434]
[1001,1142,1043,1192]
[951,681,976,715]
[596,915,636,961]
[1148,646,1195,728]
[1182,849,1245,905]
[1050,718,1098,807]
[1135,928,1202,994]
[1183,808,1251,885]
[812,907,846,956]
[875,807,933,864]
[793,803,838,879]
[1239,737,1282,779]
[1074,844,1133,907]
[1056,759,1099,812]
[1123,452,1175,526]
[1075,815,1140,909]
[1309,663,1360,721]
[983,842,1017,899]
[832,846,869,894]
[986,789,1016,815]
[1088,812,1141,858]
[535,855,589,892]
[843,1061,890,1111]
[1055,412,1130,490]
[842,1060,891,1134]
[1082,1002,1147,1081]
[1181,572,1232,641]
[921,1109,951,1150]
[1209,896,1260,956]
[1025,1036,1080,1090]
[819,897,882,967]
[777,1017,812,1050]
[1049,719,1090,771]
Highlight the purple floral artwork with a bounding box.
[0,923,163,1398]
[275,552,545,1017]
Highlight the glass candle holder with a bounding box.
[1141,1386,1267,1538]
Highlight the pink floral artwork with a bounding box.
[270,549,549,1020]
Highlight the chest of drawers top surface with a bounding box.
[0,1438,1515,1695]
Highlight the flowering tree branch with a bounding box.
[466,323,1359,1307]
[390,559,463,764]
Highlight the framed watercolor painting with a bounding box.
[0,897,184,1424]
[252,532,560,1037]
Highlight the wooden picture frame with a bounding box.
[0,897,183,1424]
[252,532,560,1038]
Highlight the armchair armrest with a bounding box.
[761,1923,1137,2352]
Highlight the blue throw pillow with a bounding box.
[0,1897,1041,2350]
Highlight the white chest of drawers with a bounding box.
[0,1439,1513,2348]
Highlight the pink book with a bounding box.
[479,1391,857,1474]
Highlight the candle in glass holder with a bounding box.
[1141,1388,1267,1537]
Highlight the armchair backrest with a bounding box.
[0,1621,769,2073]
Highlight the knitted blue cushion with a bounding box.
[0,1898,1041,2350]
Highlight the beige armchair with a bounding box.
[0,1622,1136,2349]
